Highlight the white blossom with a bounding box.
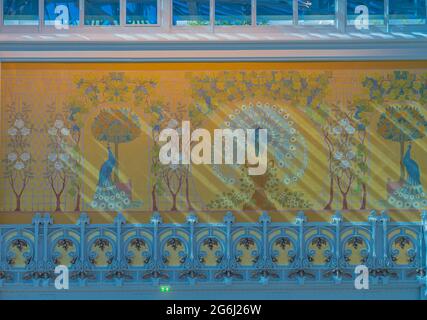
[60,128,70,136]
[20,153,30,162]
[340,119,349,127]
[346,151,355,160]
[14,119,25,129]
[332,127,342,135]
[168,119,178,129]
[8,153,17,162]
[21,127,31,136]
[48,127,58,136]
[341,160,351,169]
[345,126,356,134]
[14,161,25,170]
[54,161,64,171]
[334,152,343,160]
[59,153,70,162]
[8,127,18,136]
[48,153,57,162]
[54,120,64,129]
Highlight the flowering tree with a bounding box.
[322,104,371,210]
[3,104,34,211]
[147,101,188,211]
[45,106,76,212]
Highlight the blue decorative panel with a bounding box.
[0,211,426,299]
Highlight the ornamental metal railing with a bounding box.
[0,211,426,291]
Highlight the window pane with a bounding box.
[4,0,39,25]
[215,0,252,25]
[173,0,210,26]
[347,0,384,26]
[390,0,426,25]
[84,0,120,25]
[257,0,293,25]
[298,0,335,25]
[127,0,157,25]
[45,0,80,26]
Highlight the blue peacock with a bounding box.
[91,146,141,211]
[388,144,427,209]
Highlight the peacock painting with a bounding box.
[388,144,427,209]
[91,145,142,211]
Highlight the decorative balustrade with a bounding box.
[0,211,426,293]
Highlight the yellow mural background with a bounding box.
[1,62,427,220]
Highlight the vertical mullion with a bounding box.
[251,0,256,26]
[120,0,126,25]
[385,0,390,31]
[210,0,215,32]
[0,0,3,29]
[80,0,84,26]
[336,0,347,32]
[39,0,45,31]
[164,0,171,31]
[293,0,298,25]
[157,0,160,25]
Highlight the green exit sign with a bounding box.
[160,285,171,293]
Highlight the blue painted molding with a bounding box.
[0,211,426,299]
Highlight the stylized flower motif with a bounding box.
[8,127,18,136]
[54,120,64,129]
[21,127,30,136]
[20,153,30,162]
[48,153,57,162]
[345,126,355,134]
[332,127,342,135]
[59,153,69,162]
[8,153,18,162]
[340,119,349,127]
[14,119,25,129]
[48,128,58,136]
[61,128,70,136]
[334,152,343,160]
[341,160,351,169]
[346,151,355,160]
[168,119,178,129]
[54,161,64,171]
[14,161,25,170]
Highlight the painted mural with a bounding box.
[1,62,426,214]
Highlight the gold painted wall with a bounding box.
[1,62,426,218]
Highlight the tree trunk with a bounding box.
[55,195,62,212]
[15,195,21,212]
[171,194,178,211]
[185,169,193,210]
[360,183,367,210]
[74,188,81,212]
[324,175,334,210]
[342,192,349,210]
[152,184,158,211]
[399,140,405,182]
[114,142,119,183]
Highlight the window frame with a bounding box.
[123,0,161,27]
[170,0,213,28]
[0,0,426,32]
[42,0,81,28]
[2,0,42,30]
